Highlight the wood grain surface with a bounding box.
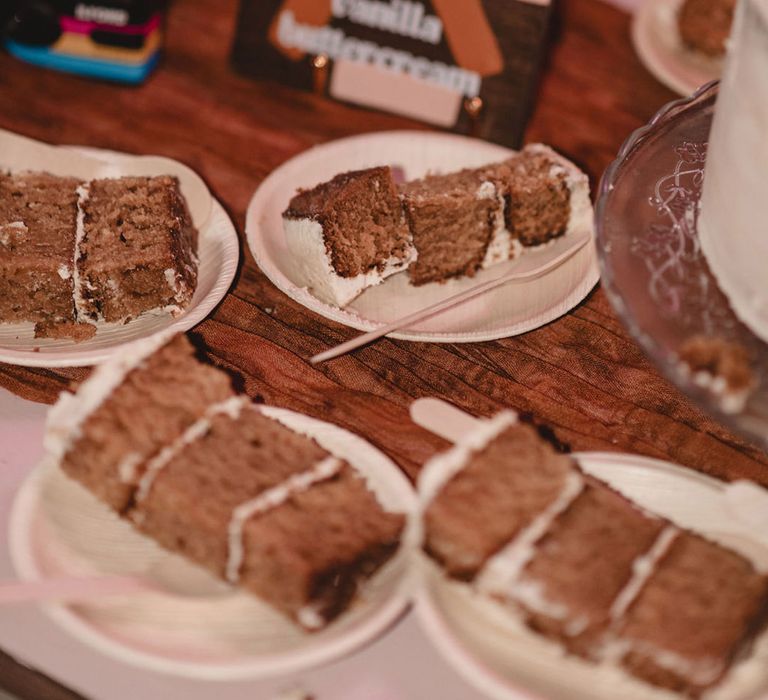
[2,0,767,697]
[1,0,767,485]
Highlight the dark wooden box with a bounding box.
[231,0,552,148]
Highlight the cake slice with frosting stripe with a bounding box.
[420,412,768,697]
[45,331,406,630]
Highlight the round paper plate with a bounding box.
[0,144,239,368]
[9,407,419,680]
[415,452,768,700]
[632,0,723,96]
[246,131,599,343]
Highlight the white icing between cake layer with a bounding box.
[133,396,248,504]
[283,217,416,307]
[478,180,513,269]
[599,638,725,688]
[417,410,518,508]
[476,471,585,600]
[698,0,768,342]
[608,526,678,622]
[44,329,178,464]
[225,455,343,584]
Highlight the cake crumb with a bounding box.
[34,320,97,343]
[677,335,756,413]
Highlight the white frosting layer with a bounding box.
[225,455,343,584]
[600,638,724,688]
[133,396,247,505]
[609,526,678,622]
[44,330,177,464]
[417,410,518,508]
[283,217,415,307]
[699,0,768,342]
[478,180,513,269]
[476,471,584,599]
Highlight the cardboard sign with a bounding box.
[231,0,552,147]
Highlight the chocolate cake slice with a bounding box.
[615,532,768,697]
[0,172,88,338]
[76,175,198,323]
[130,399,405,629]
[283,166,415,307]
[46,332,235,512]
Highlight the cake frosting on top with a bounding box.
[282,144,592,307]
[698,0,768,342]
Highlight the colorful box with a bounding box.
[4,1,164,84]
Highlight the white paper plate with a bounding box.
[8,407,419,680]
[246,131,599,343]
[632,0,723,96]
[415,451,768,700]
[0,137,239,368]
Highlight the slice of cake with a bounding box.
[420,411,768,696]
[421,413,580,580]
[76,175,198,323]
[678,0,735,56]
[45,332,235,513]
[129,398,405,629]
[399,168,507,286]
[46,331,406,630]
[281,144,591,302]
[488,144,590,247]
[677,335,756,414]
[282,166,415,307]
[0,172,89,337]
[616,532,768,696]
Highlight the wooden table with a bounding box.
[1,0,766,697]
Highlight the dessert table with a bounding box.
[0,0,766,698]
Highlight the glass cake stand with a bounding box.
[595,81,768,448]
